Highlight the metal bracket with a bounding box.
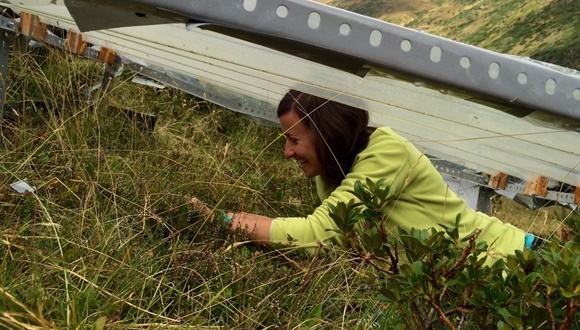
[433,158,578,213]
[0,14,17,132]
[100,56,122,96]
[84,46,123,101]
[432,159,489,186]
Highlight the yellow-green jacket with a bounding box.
[270,127,527,263]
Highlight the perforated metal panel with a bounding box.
[61,0,580,122]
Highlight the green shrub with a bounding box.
[329,179,579,329]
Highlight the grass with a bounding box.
[0,48,399,329]
[0,42,577,329]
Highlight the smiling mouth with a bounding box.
[296,159,307,171]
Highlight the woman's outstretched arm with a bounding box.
[226,212,272,244]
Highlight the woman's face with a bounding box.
[279,109,322,178]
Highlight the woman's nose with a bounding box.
[284,141,295,159]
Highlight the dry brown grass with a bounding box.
[492,196,573,241]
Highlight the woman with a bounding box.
[195,89,536,263]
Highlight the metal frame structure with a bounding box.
[63,0,579,122]
[0,0,578,212]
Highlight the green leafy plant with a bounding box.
[329,179,579,329]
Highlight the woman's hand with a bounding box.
[188,197,273,244]
[188,197,232,225]
[189,197,213,218]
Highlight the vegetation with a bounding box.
[1,47,419,329]
[330,179,579,329]
[327,0,579,69]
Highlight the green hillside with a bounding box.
[325,0,579,69]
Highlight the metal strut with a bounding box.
[0,14,17,132]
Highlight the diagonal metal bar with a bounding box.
[62,0,580,122]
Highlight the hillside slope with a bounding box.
[324,0,579,69]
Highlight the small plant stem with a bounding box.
[384,244,399,275]
[543,291,557,330]
[438,286,448,315]
[558,298,577,330]
[427,298,456,330]
[406,312,418,329]
[362,255,395,275]
[297,245,322,292]
[481,309,489,329]
[457,313,466,330]
[377,214,400,274]
[273,249,305,272]
[426,307,437,329]
[444,230,479,279]
[408,300,425,329]
[430,257,440,290]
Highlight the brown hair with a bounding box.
[277,89,374,187]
